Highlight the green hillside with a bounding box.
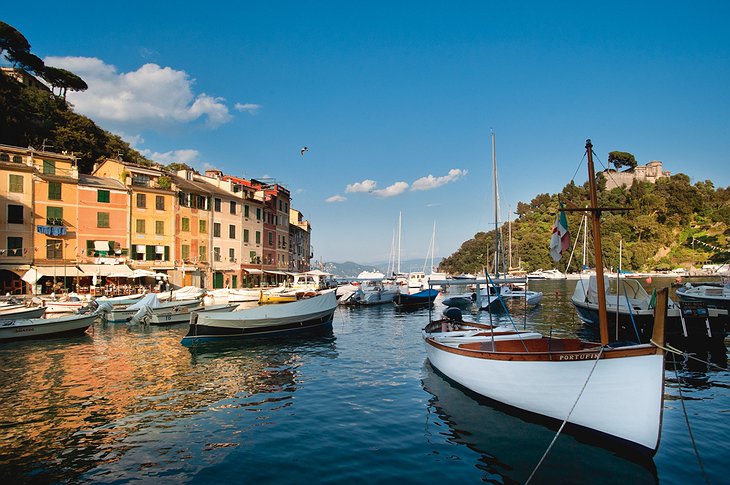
[439,175,730,274]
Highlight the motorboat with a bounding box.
[572,276,728,342]
[98,294,201,323]
[144,303,239,325]
[0,311,97,341]
[0,303,46,319]
[181,291,337,344]
[394,289,438,308]
[344,280,399,306]
[675,282,730,312]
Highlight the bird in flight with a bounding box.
[300,146,308,156]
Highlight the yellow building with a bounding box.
[94,159,176,274]
[31,148,82,292]
[0,145,37,293]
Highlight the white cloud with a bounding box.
[411,168,467,191]
[346,179,377,193]
[235,103,262,115]
[44,56,232,128]
[326,195,347,203]
[140,148,201,165]
[373,181,409,198]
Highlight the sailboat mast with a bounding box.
[586,139,609,345]
[430,221,436,272]
[582,211,587,271]
[491,130,500,278]
[397,211,402,275]
[508,205,512,271]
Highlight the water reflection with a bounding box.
[421,362,658,484]
[0,324,337,483]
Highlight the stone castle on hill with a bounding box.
[601,161,670,190]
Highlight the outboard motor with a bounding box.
[442,307,463,322]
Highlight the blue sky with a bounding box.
[4,2,729,263]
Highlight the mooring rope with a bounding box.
[671,352,710,485]
[525,346,605,484]
[650,339,726,371]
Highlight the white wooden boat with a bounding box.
[144,303,239,325]
[0,312,97,341]
[344,280,399,306]
[423,140,667,454]
[182,291,337,344]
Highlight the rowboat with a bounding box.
[181,291,337,344]
[144,303,239,325]
[98,294,201,323]
[0,304,46,319]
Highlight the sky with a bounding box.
[4,2,729,264]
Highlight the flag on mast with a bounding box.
[549,204,570,261]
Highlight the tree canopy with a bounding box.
[608,151,638,171]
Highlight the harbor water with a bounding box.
[0,279,727,484]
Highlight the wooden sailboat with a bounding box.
[423,139,667,453]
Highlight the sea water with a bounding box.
[0,279,726,484]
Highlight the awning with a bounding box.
[22,266,84,284]
[155,245,165,254]
[79,264,133,277]
[94,241,110,252]
[242,268,263,274]
[264,270,289,276]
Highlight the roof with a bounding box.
[78,174,127,190]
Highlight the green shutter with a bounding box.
[146,245,155,261]
[164,246,169,261]
[48,182,61,200]
[98,190,110,203]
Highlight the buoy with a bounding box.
[645,277,652,284]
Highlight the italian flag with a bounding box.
[549,205,570,261]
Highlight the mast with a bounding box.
[430,221,436,273]
[397,211,402,275]
[582,211,587,271]
[491,130,501,278]
[586,139,609,345]
[508,205,512,270]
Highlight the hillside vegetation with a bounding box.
[439,174,730,274]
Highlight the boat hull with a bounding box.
[0,313,96,341]
[0,306,46,319]
[182,311,334,343]
[394,289,438,308]
[424,338,664,453]
[147,303,238,325]
[106,299,201,323]
[675,288,730,312]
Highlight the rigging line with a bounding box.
[671,352,710,485]
[525,346,605,485]
[569,152,587,185]
[484,270,529,352]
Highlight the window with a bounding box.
[255,231,261,244]
[256,208,261,220]
[7,237,22,256]
[132,175,150,187]
[7,205,23,224]
[46,239,63,259]
[199,220,207,233]
[213,223,221,238]
[229,248,235,262]
[136,193,146,208]
[181,244,190,260]
[136,219,146,233]
[13,155,22,163]
[156,195,165,210]
[243,229,249,243]
[244,205,249,218]
[42,160,55,175]
[155,221,164,235]
[0,153,8,162]
[199,245,207,262]
[213,247,221,261]
[97,212,110,228]
[182,217,190,231]
[47,206,63,226]
[250,251,257,263]
[279,199,282,211]
[282,236,286,249]
[229,224,236,239]
[9,174,23,193]
[97,190,110,203]
[48,182,62,200]
[285,203,288,212]
[214,198,221,212]
[230,201,237,214]
[268,231,273,245]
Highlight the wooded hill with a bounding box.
[439,174,730,274]
[0,20,152,173]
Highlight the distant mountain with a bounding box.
[323,258,443,277]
